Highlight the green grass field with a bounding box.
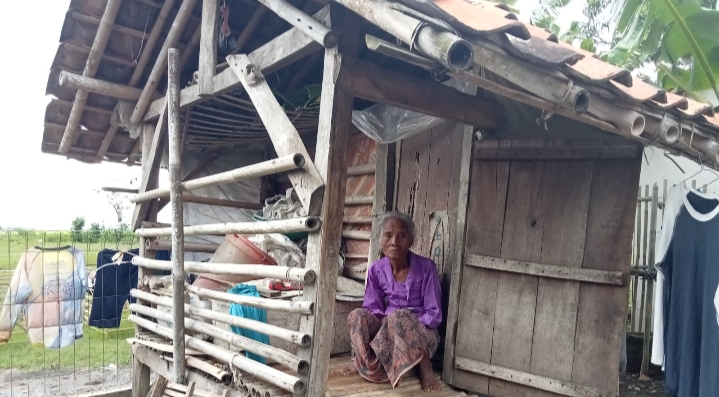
[0,230,139,371]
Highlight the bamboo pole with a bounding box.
[131,289,311,346]
[132,257,317,284]
[344,195,374,205]
[131,0,200,124]
[129,315,306,394]
[334,0,472,71]
[346,164,375,177]
[135,217,321,237]
[343,217,373,224]
[640,184,659,379]
[58,0,124,154]
[131,155,304,202]
[342,230,371,241]
[146,239,219,253]
[255,0,337,48]
[58,71,148,101]
[168,47,186,383]
[130,304,309,375]
[186,285,314,314]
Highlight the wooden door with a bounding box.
[445,139,641,397]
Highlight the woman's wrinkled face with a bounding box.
[380,218,413,261]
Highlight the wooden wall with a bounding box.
[394,121,466,348]
[449,139,642,396]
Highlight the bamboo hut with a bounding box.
[40,0,719,396]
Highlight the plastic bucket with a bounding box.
[195,234,277,287]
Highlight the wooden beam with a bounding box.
[298,5,358,397]
[97,0,177,160]
[131,109,168,231]
[228,54,326,216]
[336,58,503,130]
[131,0,200,124]
[441,121,475,385]
[465,254,629,286]
[455,356,612,397]
[142,6,331,122]
[369,143,395,263]
[475,145,643,161]
[58,71,146,101]
[255,0,337,48]
[58,0,124,154]
[132,345,244,397]
[199,0,219,96]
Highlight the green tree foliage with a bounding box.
[524,0,719,105]
[604,0,719,103]
[71,217,86,243]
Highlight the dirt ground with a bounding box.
[0,365,134,397]
[619,372,667,396]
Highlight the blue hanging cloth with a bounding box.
[227,284,270,363]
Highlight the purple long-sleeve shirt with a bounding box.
[363,252,442,329]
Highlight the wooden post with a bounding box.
[132,144,159,397]
[442,124,476,385]
[131,106,168,230]
[168,48,186,383]
[199,0,219,96]
[227,55,326,215]
[369,143,396,263]
[638,185,649,332]
[297,5,358,397]
[640,184,659,379]
[58,0,124,153]
[630,187,641,332]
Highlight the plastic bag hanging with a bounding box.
[350,78,474,143]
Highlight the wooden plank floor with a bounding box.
[324,355,469,397]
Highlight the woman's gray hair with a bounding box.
[378,211,415,240]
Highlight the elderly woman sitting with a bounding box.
[348,211,442,393]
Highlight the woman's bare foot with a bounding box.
[418,355,441,393]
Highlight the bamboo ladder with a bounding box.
[129,37,341,395]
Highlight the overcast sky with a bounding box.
[0,0,706,231]
[0,0,144,230]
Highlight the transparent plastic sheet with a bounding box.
[351,78,474,143]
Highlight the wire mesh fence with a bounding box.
[0,229,139,397]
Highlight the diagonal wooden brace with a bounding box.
[227,54,326,216]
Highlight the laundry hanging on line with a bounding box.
[651,182,719,397]
[89,248,170,329]
[0,246,87,348]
